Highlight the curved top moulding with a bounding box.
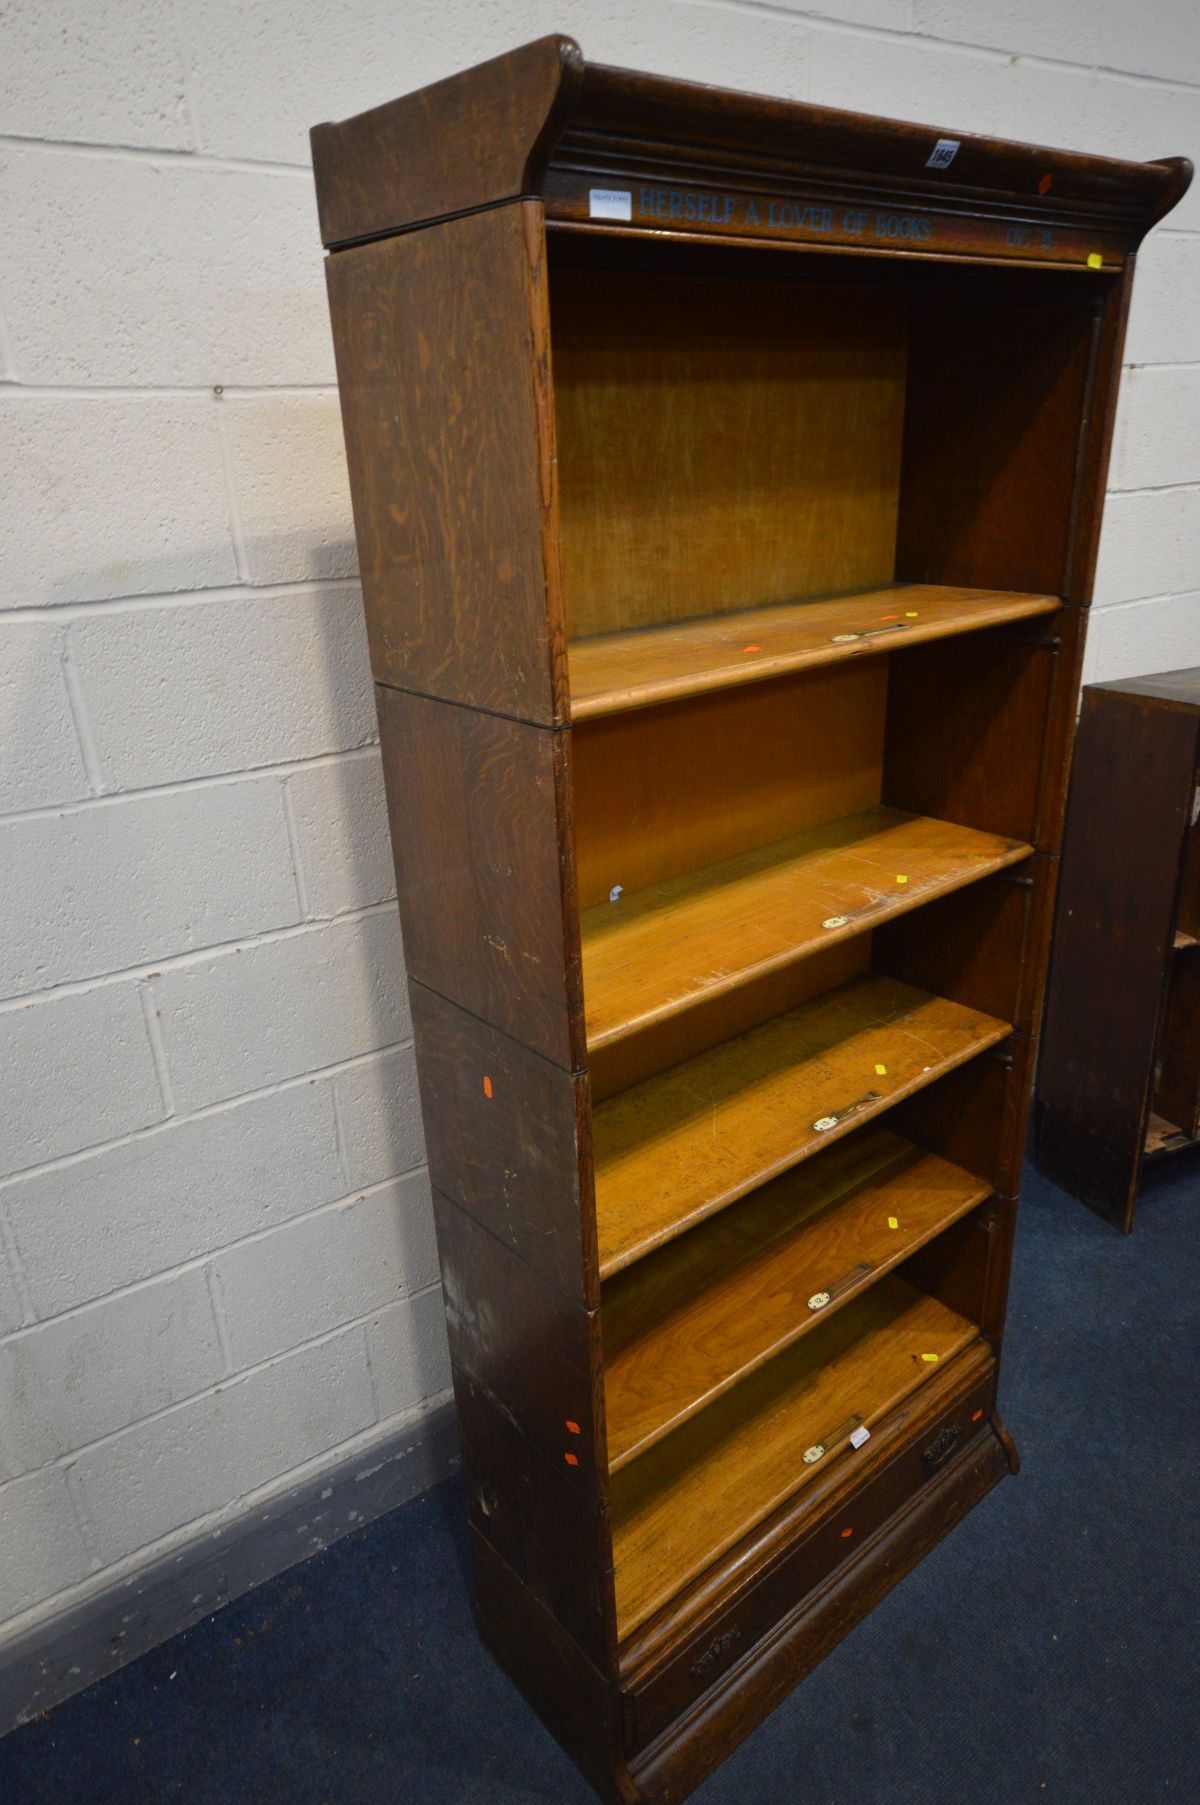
[311,33,1191,269]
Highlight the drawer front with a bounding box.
[626,1359,995,1748]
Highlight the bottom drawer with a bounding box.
[623,1349,996,1748]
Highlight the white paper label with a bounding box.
[849,1424,871,1450]
[926,138,960,170]
[589,188,632,221]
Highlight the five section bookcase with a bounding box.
[312,37,1189,1805]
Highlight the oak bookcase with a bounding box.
[1038,670,1200,1231]
[311,39,1189,1803]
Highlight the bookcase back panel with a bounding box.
[588,938,868,1104]
[551,268,907,638]
[888,1031,1032,1198]
[572,661,888,907]
[882,622,1060,848]
[871,864,1038,1031]
[896,285,1098,599]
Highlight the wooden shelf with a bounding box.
[569,584,1060,722]
[602,1128,989,1472]
[611,1276,978,1638]
[582,806,1031,1050]
[593,974,1009,1277]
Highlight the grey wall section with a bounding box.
[0,1403,459,1737]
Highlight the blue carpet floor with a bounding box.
[2,1157,1197,1805]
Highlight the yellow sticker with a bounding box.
[921,1352,940,1363]
[887,1215,899,1230]
[896,874,908,885]
[875,1062,887,1076]
[905,610,918,618]
[1087,252,1103,270]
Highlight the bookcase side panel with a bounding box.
[324,202,568,723]
[1038,690,1199,1224]
[411,981,597,1306]
[894,281,1097,600]
[377,686,585,1069]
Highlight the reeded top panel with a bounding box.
[312,33,1190,266]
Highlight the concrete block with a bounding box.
[0,144,334,387]
[334,1044,425,1192]
[1097,0,1200,87]
[0,0,193,150]
[70,588,376,790]
[220,392,356,586]
[807,28,1013,135]
[151,907,409,1112]
[1085,589,1200,685]
[0,1245,23,1337]
[71,1328,377,1566]
[213,1169,440,1366]
[1124,233,1200,368]
[555,1,807,103]
[1112,367,1200,491]
[0,397,237,608]
[1094,486,1200,607]
[285,752,394,920]
[1,984,164,1175]
[5,1082,345,1317]
[1084,77,1200,233]
[913,0,1100,64]
[177,0,547,164]
[0,620,89,813]
[0,777,300,998]
[0,1467,91,1625]
[367,1286,451,1423]
[0,1270,224,1483]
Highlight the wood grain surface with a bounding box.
[572,662,886,908]
[582,807,1031,1049]
[594,974,1010,1276]
[602,1129,989,1470]
[610,1277,979,1637]
[377,687,584,1069]
[326,205,567,722]
[569,584,1060,720]
[552,271,905,641]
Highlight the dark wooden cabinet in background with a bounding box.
[1038,670,1200,1232]
[312,37,1189,1802]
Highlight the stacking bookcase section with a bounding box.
[313,38,1188,1805]
[1038,669,1200,1228]
[602,1128,991,1470]
[610,1276,980,1638]
[593,975,1008,1274]
[582,807,1033,1051]
[569,584,1060,721]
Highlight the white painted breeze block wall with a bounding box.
[1,0,1198,1652]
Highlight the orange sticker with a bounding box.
[1038,173,1053,196]
[972,1408,985,1422]
[482,1074,493,1099]
[564,1452,579,1467]
[565,1419,581,1435]
[743,644,762,652]
[881,613,898,621]
[840,1527,854,1539]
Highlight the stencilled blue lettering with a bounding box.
[627,186,948,248]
